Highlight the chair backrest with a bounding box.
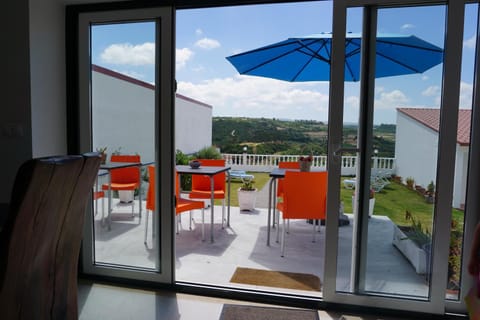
[191,159,226,191]
[282,171,328,220]
[0,153,101,319]
[110,154,141,184]
[146,165,155,211]
[277,161,300,196]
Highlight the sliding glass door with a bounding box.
[78,7,175,283]
[71,0,480,316]
[325,0,476,315]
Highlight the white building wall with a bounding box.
[454,146,469,209]
[92,70,212,163]
[92,71,155,163]
[395,112,438,189]
[175,94,212,155]
[396,111,467,209]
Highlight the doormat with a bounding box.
[219,304,319,320]
[230,267,321,291]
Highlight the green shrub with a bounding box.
[195,146,222,159]
[176,149,193,190]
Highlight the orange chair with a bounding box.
[273,161,300,234]
[144,166,205,244]
[188,159,227,227]
[277,161,300,199]
[276,171,328,257]
[102,155,142,225]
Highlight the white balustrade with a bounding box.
[222,153,396,176]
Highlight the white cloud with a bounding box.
[101,42,155,65]
[195,29,203,36]
[464,35,476,49]
[422,85,440,97]
[176,48,194,69]
[177,76,329,120]
[195,38,221,50]
[459,81,473,109]
[374,89,409,109]
[401,23,415,30]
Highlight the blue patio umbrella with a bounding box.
[226,33,443,82]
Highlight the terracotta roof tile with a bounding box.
[397,108,471,146]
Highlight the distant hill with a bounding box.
[212,117,395,157]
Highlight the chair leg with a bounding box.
[221,199,225,228]
[201,208,205,241]
[176,215,180,234]
[138,187,142,219]
[275,209,280,243]
[281,218,286,257]
[312,221,316,243]
[144,210,149,244]
[189,211,192,230]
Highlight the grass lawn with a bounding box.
[341,178,464,231]
[219,174,464,233]
[216,172,270,206]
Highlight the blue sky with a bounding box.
[91,2,478,124]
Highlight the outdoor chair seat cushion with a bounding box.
[189,189,225,199]
[102,181,139,191]
[177,197,205,212]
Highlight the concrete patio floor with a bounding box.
[92,193,429,299]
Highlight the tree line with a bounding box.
[212,117,395,157]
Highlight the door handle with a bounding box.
[334,147,360,157]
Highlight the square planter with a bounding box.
[238,188,257,211]
[119,190,134,203]
[392,224,427,274]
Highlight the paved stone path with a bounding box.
[255,179,272,208]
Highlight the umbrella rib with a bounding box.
[375,40,443,73]
[344,39,360,81]
[239,40,313,75]
[296,39,331,63]
[291,40,331,81]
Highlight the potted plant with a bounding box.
[406,176,415,189]
[237,175,257,211]
[425,181,435,203]
[298,154,313,172]
[96,147,107,164]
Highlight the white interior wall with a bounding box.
[30,0,67,158]
[0,1,33,203]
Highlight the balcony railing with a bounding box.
[222,153,396,176]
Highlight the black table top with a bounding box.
[176,165,231,175]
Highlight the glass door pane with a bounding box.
[446,2,479,303]
[91,21,156,269]
[174,1,333,297]
[361,5,446,298]
[79,7,174,282]
[325,0,464,314]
